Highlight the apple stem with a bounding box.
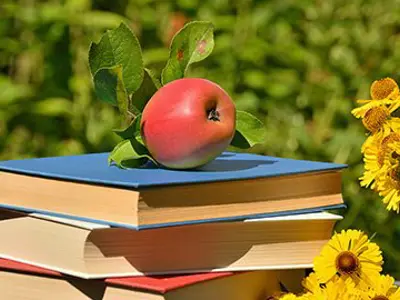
[208,109,220,121]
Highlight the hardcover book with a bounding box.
[0,258,307,300]
[0,209,341,278]
[0,151,346,229]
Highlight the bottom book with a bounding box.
[0,258,307,300]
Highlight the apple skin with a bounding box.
[140,78,236,169]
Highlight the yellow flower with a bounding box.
[374,135,400,212]
[352,103,400,138]
[351,78,400,136]
[356,77,400,105]
[313,229,383,287]
[359,131,400,212]
[360,132,400,189]
[302,279,358,300]
[352,101,394,120]
[361,119,400,155]
[355,274,400,300]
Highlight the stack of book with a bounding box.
[0,151,346,299]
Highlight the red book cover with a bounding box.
[0,258,237,293]
[0,258,60,277]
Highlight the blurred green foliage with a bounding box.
[2,0,400,276]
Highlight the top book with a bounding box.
[0,151,346,229]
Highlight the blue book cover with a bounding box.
[0,151,347,229]
[0,151,347,189]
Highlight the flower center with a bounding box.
[335,251,359,275]
[370,77,399,100]
[371,296,389,300]
[378,133,400,166]
[362,106,390,133]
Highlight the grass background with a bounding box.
[2,0,400,277]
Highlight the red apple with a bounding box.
[140,78,236,169]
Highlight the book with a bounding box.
[0,209,341,278]
[0,258,307,300]
[0,151,346,229]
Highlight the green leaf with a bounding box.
[130,68,160,113]
[113,114,142,140]
[108,136,157,169]
[230,110,266,149]
[89,22,144,95]
[161,21,214,85]
[93,65,128,111]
